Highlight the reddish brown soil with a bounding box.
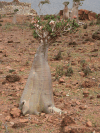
[0,14,100,133]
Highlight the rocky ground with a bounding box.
[0,14,100,133]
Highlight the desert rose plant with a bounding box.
[19,1,79,115]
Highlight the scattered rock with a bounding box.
[5,116,11,121]
[97,94,100,98]
[10,122,14,126]
[81,80,97,88]
[0,39,2,42]
[79,105,87,110]
[92,33,100,40]
[12,122,26,128]
[61,115,75,127]
[10,107,21,118]
[68,41,78,46]
[86,121,92,127]
[90,96,94,99]
[59,78,65,83]
[83,91,89,97]
[79,71,85,77]
[19,119,28,123]
[53,91,61,97]
[6,74,21,82]
[8,40,13,43]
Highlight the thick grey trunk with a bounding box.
[71,2,79,23]
[19,41,55,115]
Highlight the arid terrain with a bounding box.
[0,14,100,133]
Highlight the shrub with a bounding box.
[96,16,100,25]
[0,23,2,26]
[55,65,64,79]
[33,30,39,38]
[80,59,87,68]
[83,66,91,76]
[65,67,73,77]
[54,50,62,60]
[89,20,94,26]
[83,24,87,29]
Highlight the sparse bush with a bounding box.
[96,16,100,25]
[83,66,91,76]
[65,67,73,77]
[0,14,1,19]
[83,23,87,29]
[80,59,87,68]
[55,65,64,79]
[29,23,35,29]
[44,14,51,20]
[0,23,2,26]
[89,20,94,26]
[54,50,62,60]
[33,30,39,38]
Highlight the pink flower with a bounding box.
[39,26,43,30]
[73,15,77,19]
[49,20,55,25]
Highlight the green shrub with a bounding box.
[83,66,91,76]
[83,24,87,29]
[33,30,39,38]
[55,65,64,79]
[89,20,94,26]
[54,50,62,60]
[29,23,35,29]
[65,67,73,77]
[44,14,51,20]
[0,23,2,26]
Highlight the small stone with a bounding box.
[86,121,92,127]
[0,39,2,42]
[10,122,14,125]
[19,119,28,123]
[59,78,65,83]
[83,91,89,97]
[76,101,80,105]
[5,116,11,121]
[79,71,85,77]
[90,96,94,99]
[79,105,87,110]
[10,107,21,118]
[97,94,100,98]
[63,126,71,132]
[61,115,75,126]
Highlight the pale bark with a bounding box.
[63,5,69,20]
[71,2,79,23]
[19,39,61,115]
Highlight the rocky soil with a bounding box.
[0,13,100,133]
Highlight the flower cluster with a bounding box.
[49,20,55,25]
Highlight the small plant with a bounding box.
[96,16,100,25]
[57,15,60,20]
[29,23,35,29]
[54,50,62,60]
[89,20,94,26]
[44,14,51,20]
[80,59,87,68]
[83,66,92,76]
[83,23,87,29]
[65,67,73,77]
[33,30,39,38]
[55,65,64,79]
[0,14,1,19]
[0,23,2,26]
[14,9,19,13]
